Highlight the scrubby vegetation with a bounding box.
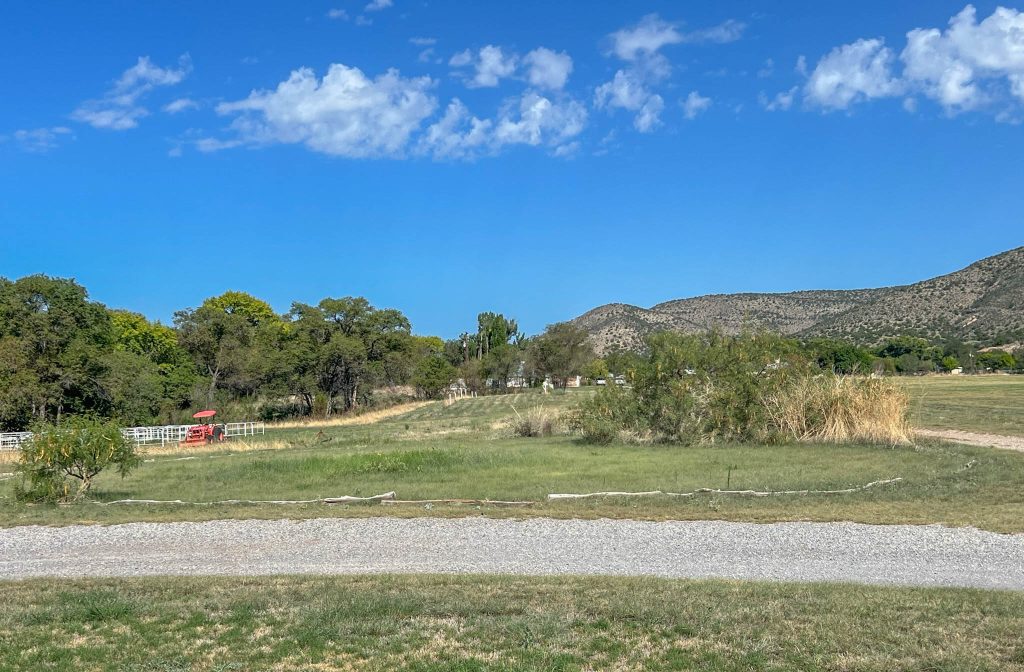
[14,418,139,502]
[570,331,912,446]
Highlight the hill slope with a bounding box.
[572,247,1024,353]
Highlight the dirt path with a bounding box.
[2,517,1022,589]
[916,429,1024,452]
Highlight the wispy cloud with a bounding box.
[164,98,199,114]
[3,126,73,152]
[72,55,191,130]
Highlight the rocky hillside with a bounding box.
[573,247,1024,353]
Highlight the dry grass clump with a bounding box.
[270,402,432,429]
[507,407,560,438]
[766,375,913,445]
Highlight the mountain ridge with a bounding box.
[572,247,1024,354]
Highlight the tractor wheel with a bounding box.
[213,426,225,442]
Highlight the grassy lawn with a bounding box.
[903,374,1024,436]
[3,390,1024,532]
[1,575,1022,671]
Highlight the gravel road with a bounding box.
[2,517,1022,589]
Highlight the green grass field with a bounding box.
[4,387,1024,531]
[903,374,1024,436]
[2,575,1022,671]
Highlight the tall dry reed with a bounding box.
[765,375,913,445]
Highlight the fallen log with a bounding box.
[382,498,534,507]
[101,492,397,506]
[547,478,903,501]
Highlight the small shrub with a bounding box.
[15,418,140,502]
[508,407,559,438]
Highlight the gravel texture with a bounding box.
[2,517,1022,589]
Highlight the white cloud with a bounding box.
[759,86,797,111]
[7,127,73,152]
[450,45,518,88]
[804,38,903,109]
[758,58,775,78]
[799,5,1024,116]
[418,48,438,63]
[326,8,348,20]
[493,91,587,146]
[633,94,664,132]
[364,0,392,11]
[72,55,191,130]
[901,5,1024,111]
[409,37,436,46]
[416,99,492,159]
[418,92,587,159]
[449,50,473,67]
[609,14,682,61]
[599,13,737,132]
[211,63,437,158]
[355,15,372,26]
[523,47,573,90]
[164,98,198,114]
[594,67,666,132]
[681,90,712,119]
[595,69,650,111]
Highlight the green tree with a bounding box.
[0,275,112,427]
[528,322,594,388]
[175,292,281,405]
[412,356,457,399]
[976,350,1015,371]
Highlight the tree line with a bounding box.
[1,274,1019,432]
[0,275,595,431]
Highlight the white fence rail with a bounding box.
[0,422,266,452]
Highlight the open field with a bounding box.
[3,389,1024,531]
[1,575,1022,671]
[903,374,1024,436]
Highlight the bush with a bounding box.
[570,331,911,446]
[15,418,140,502]
[507,407,559,438]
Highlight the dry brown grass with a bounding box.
[505,407,560,438]
[766,375,914,445]
[269,402,433,429]
[139,439,296,458]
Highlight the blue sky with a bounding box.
[2,1,1023,337]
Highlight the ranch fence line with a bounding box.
[0,421,266,452]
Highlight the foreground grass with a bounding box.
[903,374,1024,436]
[3,391,1023,531]
[2,575,1022,671]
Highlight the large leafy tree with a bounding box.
[283,297,413,416]
[175,291,281,405]
[0,275,112,427]
[528,322,594,388]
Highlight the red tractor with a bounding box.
[181,410,227,446]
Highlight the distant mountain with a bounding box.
[572,247,1024,354]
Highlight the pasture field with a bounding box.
[903,374,1024,436]
[2,575,1022,671]
[3,388,1023,532]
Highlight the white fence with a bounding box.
[0,421,266,452]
